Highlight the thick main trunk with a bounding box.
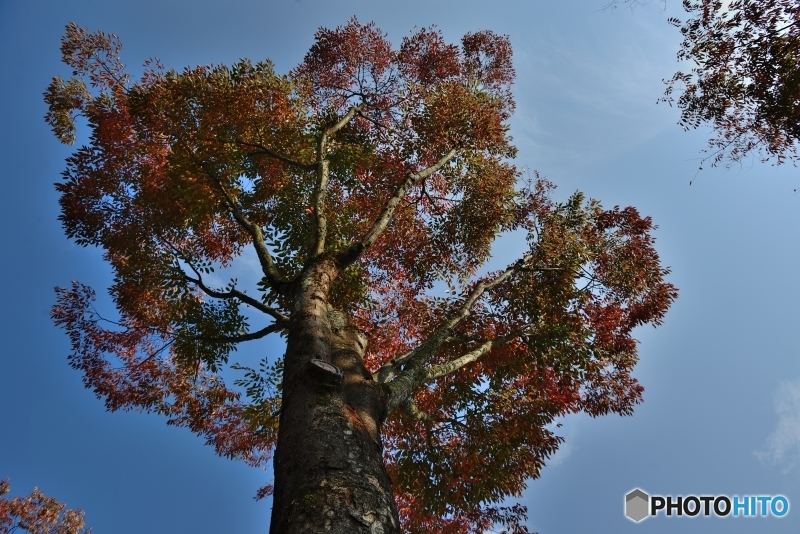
[269,259,400,534]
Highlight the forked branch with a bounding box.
[336,147,459,266]
[383,337,517,413]
[402,400,469,430]
[379,256,529,375]
[312,105,361,256]
[382,255,533,412]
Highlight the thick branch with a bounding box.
[312,105,361,256]
[326,105,362,137]
[385,337,513,414]
[336,147,459,266]
[424,335,515,381]
[402,400,431,422]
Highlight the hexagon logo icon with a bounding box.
[625,489,649,522]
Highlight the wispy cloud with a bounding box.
[548,438,574,467]
[510,12,681,175]
[547,415,582,467]
[755,380,800,473]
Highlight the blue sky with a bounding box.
[2,1,800,532]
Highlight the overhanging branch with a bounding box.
[235,138,317,171]
[184,273,290,327]
[195,323,283,344]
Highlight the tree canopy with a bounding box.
[662,0,800,167]
[45,19,676,533]
[0,481,90,534]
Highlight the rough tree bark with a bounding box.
[269,257,399,534]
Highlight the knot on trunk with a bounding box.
[306,358,343,390]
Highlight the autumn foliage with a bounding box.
[662,0,800,167]
[46,19,676,533]
[0,481,90,534]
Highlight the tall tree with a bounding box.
[661,0,800,167]
[45,20,676,534]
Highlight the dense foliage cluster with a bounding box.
[0,482,90,534]
[663,0,800,166]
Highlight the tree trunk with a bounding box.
[269,258,400,534]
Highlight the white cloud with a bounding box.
[548,438,574,467]
[547,415,582,467]
[755,380,800,473]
